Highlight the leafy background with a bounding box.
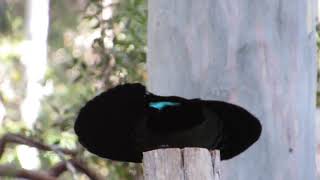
[0,0,146,179]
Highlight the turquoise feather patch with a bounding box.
[149,101,180,110]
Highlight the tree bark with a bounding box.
[147,0,317,180]
[143,148,220,180]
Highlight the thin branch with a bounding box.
[47,161,67,177]
[0,164,57,180]
[0,159,105,180]
[0,133,105,180]
[51,145,78,180]
[0,133,77,158]
[71,159,105,180]
[48,159,105,180]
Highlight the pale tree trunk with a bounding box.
[18,0,50,170]
[146,0,317,180]
[316,109,320,179]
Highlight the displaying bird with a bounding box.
[74,83,262,163]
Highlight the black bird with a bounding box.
[74,83,262,163]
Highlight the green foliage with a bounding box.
[43,0,147,178]
[0,1,24,36]
[0,0,147,179]
[86,0,148,84]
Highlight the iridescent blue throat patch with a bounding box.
[149,101,180,110]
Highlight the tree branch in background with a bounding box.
[0,133,77,158]
[51,145,78,180]
[48,159,105,180]
[0,133,105,180]
[0,164,57,180]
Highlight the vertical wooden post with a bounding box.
[143,148,220,180]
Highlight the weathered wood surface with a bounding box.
[143,148,220,180]
[147,0,317,180]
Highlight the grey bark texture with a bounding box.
[146,0,318,180]
[143,148,220,180]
